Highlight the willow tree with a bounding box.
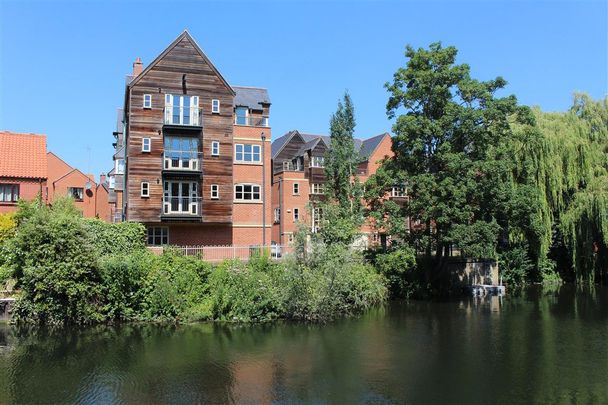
[513,94,608,282]
[366,43,537,273]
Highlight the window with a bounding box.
[293,208,299,222]
[67,187,84,201]
[234,184,261,201]
[143,94,152,109]
[164,94,199,125]
[211,184,219,199]
[274,208,280,223]
[312,207,322,233]
[212,99,220,113]
[311,183,324,194]
[142,137,151,152]
[163,181,200,215]
[235,144,261,163]
[0,184,19,203]
[141,182,150,197]
[116,159,125,175]
[108,176,116,189]
[293,183,299,195]
[211,141,220,156]
[235,106,248,125]
[147,227,168,246]
[310,156,325,168]
[391,185,406,197]
[164,137,200,171]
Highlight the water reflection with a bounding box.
[1,285,607,404]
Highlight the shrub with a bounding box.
[84,219,146,256]
[374,247,417,298]
[7,199,102,325]
[0,213,16,243]
[499,245,533,286]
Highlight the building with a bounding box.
[270,130,397,246]
[47,152,111,221]
[0,132,47,214]
[0,131,111,220]
[114,31,272,247]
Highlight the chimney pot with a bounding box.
[132,57,143,77]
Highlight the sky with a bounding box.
[0,0,606,178]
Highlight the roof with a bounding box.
[233,86,271,110]
[271,130,390,161]
[0,131,47,179]
[128,31,235,96]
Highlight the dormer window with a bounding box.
[235,106,248,125]
[310,156,325,168]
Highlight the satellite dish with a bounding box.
[85,181,92,190]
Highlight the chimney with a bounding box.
[132,57,143,77]
[100,173,107,185]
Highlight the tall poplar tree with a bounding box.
[318,92,364,245]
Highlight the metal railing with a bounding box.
[148,244,294,262]
[162,196,202,216]
[234,116,269,127]
[282,162,304,172]
[163,151,203,172]
[164,106,202,126]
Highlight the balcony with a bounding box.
[162,196,202,220]
[163,150,203,174]
[163,106,203,129]
[234,116,269,127]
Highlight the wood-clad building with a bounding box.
[113,31,271,246]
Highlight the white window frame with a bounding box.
[108,176,116,189]
[391,185,406,197]
[311,183,324,194]
[67,187,84,201]
[142,137,151,153]
[164,94,200,126]
[143,94,152,109]
[147,226,169,246]
[211,184,219,199]
[235,143,261,163]
[310,156,325,168]
[115,159,125,175]
[234,183,261,202]
[141,182,150,197]
[293,183,299,195]
[163,180,200,215]
[274,208,280,223]
[211,141,220,156]
[212,99,220,114]
[293,208,299,222]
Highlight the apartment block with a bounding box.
[111,31,271,246]
[271,130,401,247]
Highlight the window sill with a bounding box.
[233,200,263,204]
[234,161,262,166]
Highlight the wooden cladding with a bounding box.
[126,36,234,224]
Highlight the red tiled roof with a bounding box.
[0,131,48,179]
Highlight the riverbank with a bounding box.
[2,285,606,404]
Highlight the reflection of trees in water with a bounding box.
[1,289,607,404]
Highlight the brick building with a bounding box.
[111,31,272,246]
[271,130,400,247]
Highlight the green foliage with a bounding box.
[84,219,146,256]
[373,247,417,298]
[318,92,365,245]
[6,198,102,325]
[0,213,16,243]
[498,245,533,286]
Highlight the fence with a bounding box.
[148,244,294,262]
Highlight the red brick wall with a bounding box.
[271,171,309,245]
[160,223,232,246]
[0,178,45,214]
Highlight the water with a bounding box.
[1,285,607,404]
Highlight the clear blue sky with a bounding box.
[1,0,606,178]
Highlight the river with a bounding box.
[1,285,607,404]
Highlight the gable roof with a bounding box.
[128,31,235,96]
[234,86,271,110]
[271,130,391,161]
[0,131,47,179]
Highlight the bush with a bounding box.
[374,247,417,298]
[84,219,146,256]
[0,213,16,243]
[499,245,533,286]
[7,199,102,325]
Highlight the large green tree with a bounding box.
[366,43,537,271]
[317,92,365,245]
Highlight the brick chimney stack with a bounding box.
[132,57,143,77]
[100,173,106,185]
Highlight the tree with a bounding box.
[367,43,536,272]
[317,92,365,245]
